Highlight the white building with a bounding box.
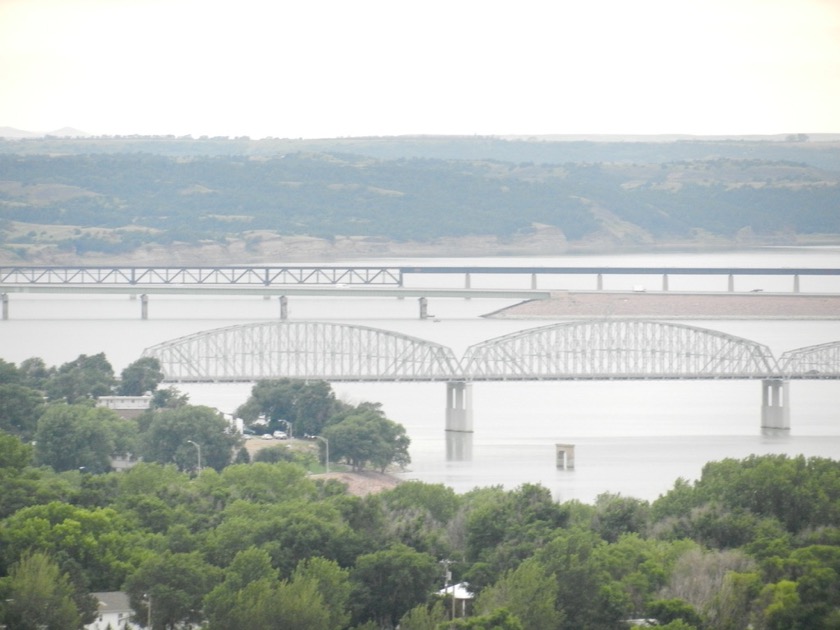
[85,591,134,630]
[96,395,153,419]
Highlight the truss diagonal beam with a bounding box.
[460,320,778,380]
[779,341,840,378]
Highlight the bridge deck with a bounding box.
[490,291,840,319]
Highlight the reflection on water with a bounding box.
[445,431,473,461]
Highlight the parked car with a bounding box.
[273,431,288,440]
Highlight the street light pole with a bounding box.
[313,436,329,473]
[186,440,202,473]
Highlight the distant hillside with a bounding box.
[0,135,838,263]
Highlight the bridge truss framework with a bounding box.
[142,319,840,433]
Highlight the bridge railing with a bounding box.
[0,266,404,286]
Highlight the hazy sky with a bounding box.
[1,0,839,138]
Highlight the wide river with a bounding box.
[3,248,839,503]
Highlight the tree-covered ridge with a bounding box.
[1,136,838,260]
[2,355,840,628]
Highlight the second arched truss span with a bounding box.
[460,319,779,380]
[779,341,840,378]
[142,321,462,382]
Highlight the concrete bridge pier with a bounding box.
[794,274,800,293]
[419,297,431,319]
[662,274,669,291]
[445,381,473,432]
[2,293,8,320]
[140,294,149,320]
[279,295,288,320]
[761,379,790,430]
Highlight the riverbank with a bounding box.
[489,291,840,319]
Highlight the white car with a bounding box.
[273,431,288,440]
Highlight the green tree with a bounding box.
[381,482,461,556]
[118,356,164,395]
[225,574,331,630]
[535,527,628,629]
[351,543,439,628]
[475,557,563,629]
[0,434,45,518]
[34,403,137,473]
[399,600,448,630]
[757,579,801,630]
[447,607,524,629]
[0,550,84,630]
[45,352,116,403]
[647,598,703,627]
[140,405,241,471]
[125,551,222,630]
[592,492,650,543]
[325,407,410,472]
[462,484,568,588]
[204,547,279,630]
[0,358,20,383]
[293,556,352,630]
[0,501,149,591]
[152,385,190,409]
[18,356,52,389]
[0,382,45,440]
[236,378,340,436]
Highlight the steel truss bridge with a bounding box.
[142,319,840,432]
[3,264,839,289]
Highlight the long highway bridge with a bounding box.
[141,319,840,433]
[2,264,839,319]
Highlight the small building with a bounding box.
[438,582,474,618]
[97,395,153,419]
[85,591,134,630]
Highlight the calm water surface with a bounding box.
[2,249,839,503]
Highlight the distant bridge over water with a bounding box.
[142,319,840,432]
[3,264,839,289]
[3,264,838,319]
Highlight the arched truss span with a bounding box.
[142,321,461,382]
[779,341,840,378]
[460,319,778,380]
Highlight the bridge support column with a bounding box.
[794,274,800,293]
[728,274,735,292]
[662,274,669,291]
[531,273,537,289]
[556,444,576,469]
[597,273,603,290]
[464,273,471,300]
[140,294,148,320]
[279,295,288,320]
[419,297,430,319]
[2,293,8,320]
[761,379,790,431]
[445,381,473,433]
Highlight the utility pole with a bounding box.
[186,440,202,473]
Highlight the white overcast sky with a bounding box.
[1,0,839,138]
